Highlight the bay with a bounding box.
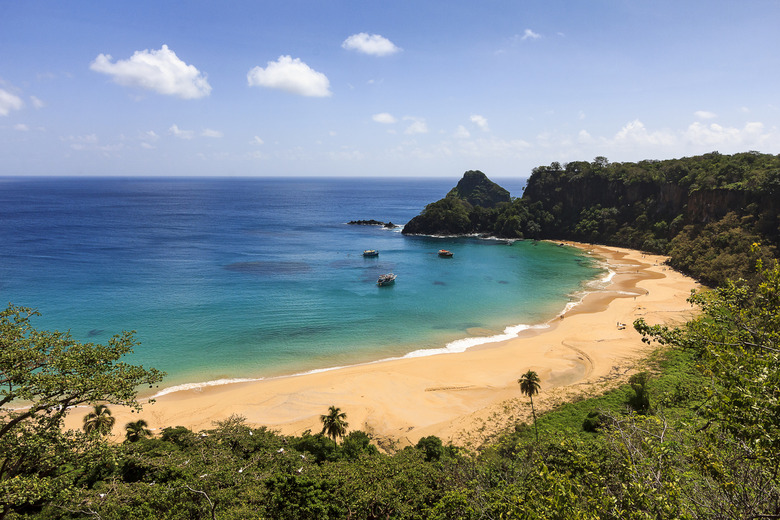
[0,177,604,392]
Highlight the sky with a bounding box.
[1,0,779,178]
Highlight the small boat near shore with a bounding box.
[363,249,379,257]
[438,249,453,257]
[377,273,396,286]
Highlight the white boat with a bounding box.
[377,273,396,286]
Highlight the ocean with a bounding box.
[0,177,605,394]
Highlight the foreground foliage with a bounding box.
[0,304,164,520]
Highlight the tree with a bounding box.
[125,419,152,443]
[518,370,541,441]
[320,406,348,443]
[0,304,164,519]
[82,403,116,436]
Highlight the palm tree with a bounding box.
[320,405,348,442]
[125,419,152,443]
[518,370,541,442]
[82,404,116,436]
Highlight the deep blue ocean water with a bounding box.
[0,177,604,393]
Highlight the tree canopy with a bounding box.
[0,304,164,519]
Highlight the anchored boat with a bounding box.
[377,273,396,286]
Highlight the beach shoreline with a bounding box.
[63,243,701,448]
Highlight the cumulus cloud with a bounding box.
[684,121,768,147]
[90,45,212,99]
[14,123,29,131]
[168,124,194,139]
[247,56,331,97]
[0,88,24,116]
[342,33,400,56]
[694,110,717,119]
[253,136,264,145]
[30,95,45,109]
[612,119,675,146]
[201,128,223,138]
[470,114,489,131]
[403,117,428,135]
[521,29,541,40]
[372,112,397,124]
[454,125,471,139]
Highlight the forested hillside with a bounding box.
[403,152,780,285]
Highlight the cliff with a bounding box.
[402,170,510,236]
[402,152,780,285]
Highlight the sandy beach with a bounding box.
[64,243,701,448]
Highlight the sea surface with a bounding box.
[0,177,605,394]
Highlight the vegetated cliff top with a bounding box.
[402,152,780,286]
[446,170,511,209]
[401,170,511,236]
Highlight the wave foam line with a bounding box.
[152,377,264,398]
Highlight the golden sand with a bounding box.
[64,244,700,448]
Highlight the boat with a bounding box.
[438,249,453,257]
[377,273,396,286]
[363,249,379,257]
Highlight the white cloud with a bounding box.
[456,137,532,158]
[168,124,194,139]
[684,121,768,147]
[201,128,223,138]
[247,56,331,97]
[90,45,212,99]
[253,136,264,145]
[454,125,470,139]
[62,133,123,153]
[14,123,29,131]
[30,95,44,109]
[694,110,717,119]
[521,29,541,40]
[403,117,428,135]
[612,119,675,146]
[0,88,24,116]
[470,114,489,131]
[578,129,593,143]
[342,33,400,56]
[372,112,397,124]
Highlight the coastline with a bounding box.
[63,243,701,448]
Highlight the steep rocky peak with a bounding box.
[447,170,511,209]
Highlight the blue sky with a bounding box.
[1,1,779,177]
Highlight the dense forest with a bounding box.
[403,152,780,286]
[3,152,780,519]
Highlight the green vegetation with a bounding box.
[518,370,541,442]
[0,304,164,520]
[319,405,349,443]
[403,152,780,285]
[82,404,115,437]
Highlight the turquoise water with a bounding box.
[0,177,604,393]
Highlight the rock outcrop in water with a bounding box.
[348,219,398,228]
